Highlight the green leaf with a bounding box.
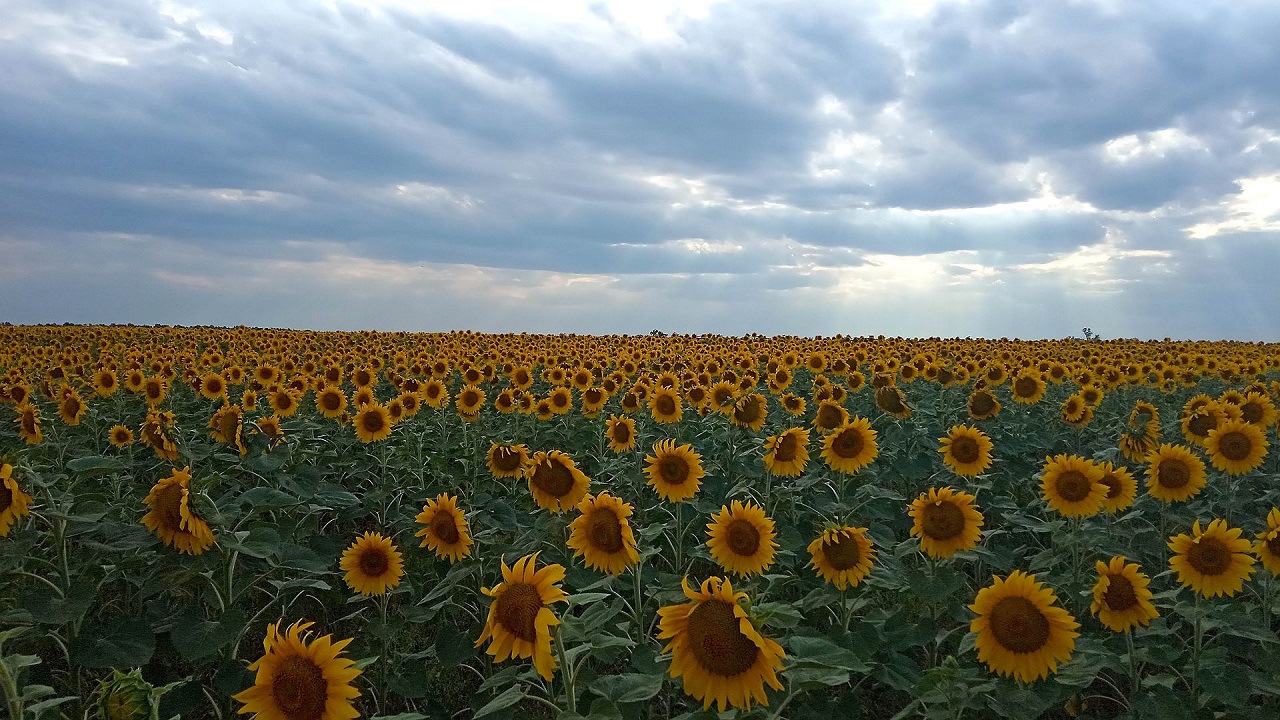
[236,487,301,510]
[66,456,127,476]
[475,684,527,718]
[787,635,872,672]
[169,608,246,662]
[70,617,155,668]
[435,625,476,666]
[590,672,663,703]
[786,666,851,687]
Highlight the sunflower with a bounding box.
[339,531,404,596]
[656,576,785,712]
[140,467,216,555]
[1204,419,1269,475]
[475,553,568,680]
[1119,427,1160,463]
[1040,454,1106,519]
[1253,508,1280,576]
[1096,462,1137,513]
[142,377,166,406]
[57,388,87,426]
[547,386,573,416]
[567,492,640,575]
[486,442,529,479]
[524,450,591,513]
[139,409,179,460]
[1010,372,1047,405]
[353,402,392,443]
[874,385,912,419]
[256,416,285,448]
[780,393,806,416]
[199,372,226,401]
[421,379,449,408]
[414,494,473,563]
[812,399,850,433]
[938,424,993,477]
[643,439,706,503]
[315,387,347,419]
[209,403,247,456]
[108,424,135,448]
[579,387,607,417]
[730,393,767,431]
[456,385,486,418]
[969,570,1079,682]
[604,414,637,453]
[967,388,1001,420]
[1090,556,1158,633]
[706,500,778,576]
[820,417,879,474]
[709,381,738,414]
[92,368,119,398]
[1181,401,1230,447]
[908,486,984,559]
[1237,391,1278,428]
[15,403,42,445]
[0,463,33,537]
[761,427,810,477]
[232,620,360,720]
[1168,519,1256,597]
[1060,394,1093,427]
[1144,443,1207,503]
[649,387,683,424]
[808,526,875,590]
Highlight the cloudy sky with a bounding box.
[2,0,1279,339]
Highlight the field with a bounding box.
[1,325,1278,720]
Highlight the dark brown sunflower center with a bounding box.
[823,533,862,571]
[1240,403,1264,424]
[659,456,689,484]
[922,501,965,540]
[552,392,570,409]
[1157,459,1190,489]
[611,423,632,444]
[772,433,799,462]
[970,392,996,416]
[0,483,13,513]
[815,405,844,431]
[494,582,543,642]
[1216,431,1252,461]
[492,447,522,472]
[734,399,763,423]
[360,411,385,433]
[587,508,624,553]
[655,395,676,416]
[432,512,461,544]
[1013,377,1038,398]
[686,599,759,677]
[1187,413,1216,438]
[461,390,480,407]
[1186,537,1232,576]
[831,428,864,458]
[154,484,184,532]
[1054,471,1093,502]
[532,461,575,498]
[1098,473,1122,499]
[726,519,761,556]
[113,429,131,443]
[321,392,342,411]
[359,548,389,577]
[949,436,980,464]
[271,655,328,720]
[1103,574,1139,612]
[876,389,905,413]
[1266,533,1280,556]
[988,596,1050,654]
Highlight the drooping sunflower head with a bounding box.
[524,450,591,513]
[1168,519,1256,598]
[807,526,876,590]
[567,492,640,575]
[353,402,392,443]
[908,486,984,559]
[604,414,637,453]
[820,416,879,474]
[1039,454,1107,519]
[644,438,706,503]
[705,500,778,576]
[487,442,529,479]
[812,399,850,433]
[0,463,33,537]
[969,570,1080,682]
[476,553,569,680]
[762,427,810,477]
[415,493,473,563]
[339,531,405,596]
[938,424,993,477]
[140,466,216,554]
[1090,556,1158,633]
[874,385,912,419]
[1204,419,1269,476]
[232,620,361,720]
[1143,443,1208,504]
[1096,461,1137,513]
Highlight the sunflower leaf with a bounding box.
[590,672,663,703]
[474,684,527,719]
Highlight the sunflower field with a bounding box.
[1,325,1279,720]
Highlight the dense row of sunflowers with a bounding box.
[1,325,1279,719]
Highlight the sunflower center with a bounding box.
[462,390,480,407]
[1013,377,1038,398]
[726,519,761,556]
[1240,403,1264,424]
[773,433,799,463]
[659,456,689,484]
[823,533,862,571]
[970,392,996,416]
[532,460,575,498]
[0,483,12,513]
[1054,471,1093,502]
[611,423,632,444]
[359,548,389,577]
[1216,431,1252,461]
[1102,574,1139,612]
[1098,473,1122,499]
[988,596,1050,654]
[949,436,980,464]
[321,392,342,411]
[492,447,522,473]
[360,411,385,434]
[154,484,184,532]
[587,508,624,553]
[655,395,676,416]
[686,599,759,677]
[270,655,328,720]
[816,405,844,430]
[1157,459,1190,489]
[1266,533,1280,557]
[1187,412,1217,438]
[734,398,763,423]
[922,501,965,540]
[876,389,905,413]
[831,428,864,458]
[1187,537,1232,577]
[432,512,461,544]
[494,582,543,642]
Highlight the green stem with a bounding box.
[673,502,684,575]
[632,560,645,642]
[553,628,576,714]
[377,592,390,713]
[0,650,23,720]
[1191,595,1203,706]
[1125,630,1139,698]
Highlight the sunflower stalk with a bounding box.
[553,627,577,715]
[1124,629,1140,698]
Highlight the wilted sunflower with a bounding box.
[938,424,993,477]
[812,399,850,433]
[108,424,134,448]
[339,531,404,596]
[209,404,246,456]
[874,385,912,419]
[644,438,706,503]
[486,442,528,479]
[525,450,591,513]
[657,576,786,712]
[730,393,768,431]
[0,463,33,537]
[604,414,637,453]
[415,493,473,562]
[967,388,1001,420]
[567,492,640,575]
[1119,428,1159,464]
[475,553,568,680]
[649,387,683,424]
[1090,556,1158,633]
[141,467,216,555]
[808,526,875,590]
[57,388,87,426]
[139,409,179,460]
[1168,519,1256,597]
[706,500,778,576]
[1144,443,1207,503]
[1040,454,1106,519]
[762,427,810,477]
[256,416,285,448]
[970,570,1079,682]
[1253,508,1280,575]
[15,403,42,445]
[353,402,392,443]
[1204,419,1268,475]
[232,620,360,720]
[315,386,347,419]
[908,486,984,559]
[1096,462,1137,513]
[820,417,879,474]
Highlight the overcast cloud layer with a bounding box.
[2,0,1279,339]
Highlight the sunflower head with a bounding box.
[487,442,529,479]
[820,416,879,474]
[1255,508,1280,576]
[1096,461,1137,514]
[644,438,706,503]
[339,531,405,596]
[353,402,393,443]
[969,570,1080,682]
[1168,519,1256,598]
[1143,443,1208,503]
[706,500,778,576]
[108,424,135,448]
[812,400,849,432]
[0,463,33,537]
[808,526,876,590]
[415,494,473,563]
[1090,556,1158,633]
[1040,454,1107,519]
[140,466,216,554]
[730,393,768,431]
[476,553,569,680]
[1204,419,1269,476]
[567,492,640,575]
[938,424,993,477]
[649,387,683,424]
[604,414,637,453]
[233,620,361,720]
[524,450,591,513]
[967,388,1001,420]
[762,427,810,477]
[908,486,984,559]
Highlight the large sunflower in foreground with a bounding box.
[706,500,778,576]
[476,553,568,680]
[644,439,706,503]
[1168,519,1256,598]
[525,450,591,513]
[657,576,786,712]
[970,570,1079,682]
[820,417,878,474]
[1254,508,1280,575]
[604,414,637,453]
[1204,419,1269,475]
[761,427,810,477]
[233,620,360,720]
[486,442,528,479]
[938,424,993,477]
[1090,556,1158,633]
[908,486,984,559]
[567,492,640,575]
[415,494,473,563]
[1144,443,1207,503]
[1096,461,1137,514]
[1040,454,1106,519]
[339,532,404,596]
[141,467,216,555]
[0,463,33,537]
[352,402,392,443]
[808,526,875,590]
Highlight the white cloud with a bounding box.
[1186,174,1280,238]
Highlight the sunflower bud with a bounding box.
[95,669,174,720]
